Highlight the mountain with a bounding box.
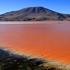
[0,48,70,70]
[0,7,70,21]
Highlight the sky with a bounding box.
[0,0,70,14]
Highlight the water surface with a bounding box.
[0,21,70,64]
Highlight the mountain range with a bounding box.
[0,7,70,21]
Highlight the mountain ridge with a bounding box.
[0,7,70,21]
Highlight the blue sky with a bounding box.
[0,0,70,14]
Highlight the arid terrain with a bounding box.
[0,7,70,21]
[0,48,70,70]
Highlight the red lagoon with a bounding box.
[0,21,70,64]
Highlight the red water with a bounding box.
[0,21,70,64]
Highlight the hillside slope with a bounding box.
[0,7,70,21]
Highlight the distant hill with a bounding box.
[0,7,70,21]
[0,48,70,70]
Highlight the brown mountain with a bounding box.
[0,7,70,21]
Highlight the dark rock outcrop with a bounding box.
[0,48,70,70]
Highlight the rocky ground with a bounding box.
[0,48,70,70]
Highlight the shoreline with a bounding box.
[0,21,70,24]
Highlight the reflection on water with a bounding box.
[0,21,70,64]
